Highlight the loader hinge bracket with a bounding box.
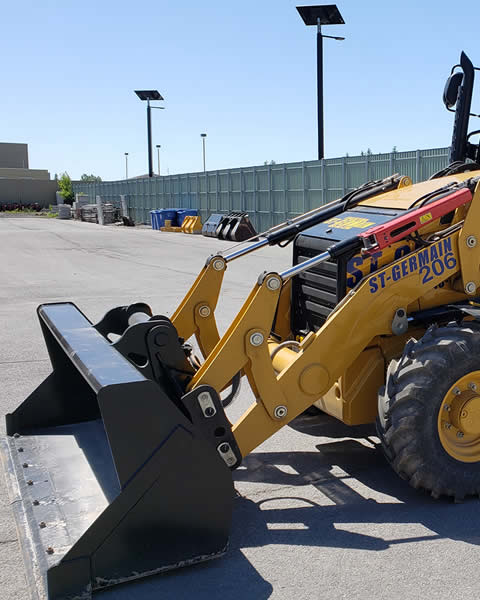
[391,307,408,336]
[181,385,242,469]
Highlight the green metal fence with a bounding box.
[72,147,450,231]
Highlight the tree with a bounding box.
[81,173,102,182]
[263,160,276,165]
[392,146,398,153]
[58,172,74,204]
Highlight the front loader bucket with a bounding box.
[2,303,234,600]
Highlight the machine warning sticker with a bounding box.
[419,212,433,224]
[325,216,375,230]
[369,237,457,294]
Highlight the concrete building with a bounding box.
[0,143,58,207]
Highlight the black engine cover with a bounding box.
[291,206,403,335]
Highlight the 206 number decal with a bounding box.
[419,252,457,284]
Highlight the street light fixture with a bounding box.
[200,133,207,172]
[134,90,165,178]
[156,144,161,176]
[297,4,345,160]
[124,152,129,179]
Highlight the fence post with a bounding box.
[253,167,257,221]
[342,156,346,196]
[321,160,325,206]
[268,164,272,227]
[120,194,128,217]
[96,195,104,226]
[302,162,306,214]
[415,149,421,183]
[283,163,288,221]
[240,169,244,211]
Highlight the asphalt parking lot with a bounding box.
[1,216,479,600]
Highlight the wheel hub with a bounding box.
[438,372,480,462]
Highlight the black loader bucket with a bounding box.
[215,212,257,242]
[227,212,257,242]
[201,212,224,237]
[2,302,237,600]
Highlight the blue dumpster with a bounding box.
[176,209,198,226]
[150,210,161,230]
[160,209,178,227]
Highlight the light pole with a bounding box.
[297,5,345,160]
[156,144,161,176]
[134,90,165,177]
[201,133,207,172]
[124,152,129,179]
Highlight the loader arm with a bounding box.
[170,174,411,357]
[171,255,226,356]
[190,180,480,457]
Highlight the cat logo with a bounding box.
[325,216,375,230]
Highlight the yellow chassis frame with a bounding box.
[171,183,480,459]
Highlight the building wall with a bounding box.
[0,179,58,207]
[0,168,49,180]
[0,143,28,168]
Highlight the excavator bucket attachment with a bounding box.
[215,211,257,242]
[2,302,235,600]
[202,212,224,237]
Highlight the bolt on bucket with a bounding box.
[1,302,236,600]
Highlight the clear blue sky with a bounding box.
[2,0,479,180]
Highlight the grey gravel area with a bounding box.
[0,217,479,600]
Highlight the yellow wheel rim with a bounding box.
[438,371,480,463]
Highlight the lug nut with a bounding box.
[469,382,477,391]
[457,431,464,438]
[445,423,452,430]
[39,522,46,529]
[444,405,451,412]
[27,480,33,486]
[46,547,54,555]
[452,387,461,396]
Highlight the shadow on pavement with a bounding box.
[95,411,480,599]
[234,412,480,551]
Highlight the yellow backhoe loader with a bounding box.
[2,52,480,600]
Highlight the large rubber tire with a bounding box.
[377,321,480,500]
